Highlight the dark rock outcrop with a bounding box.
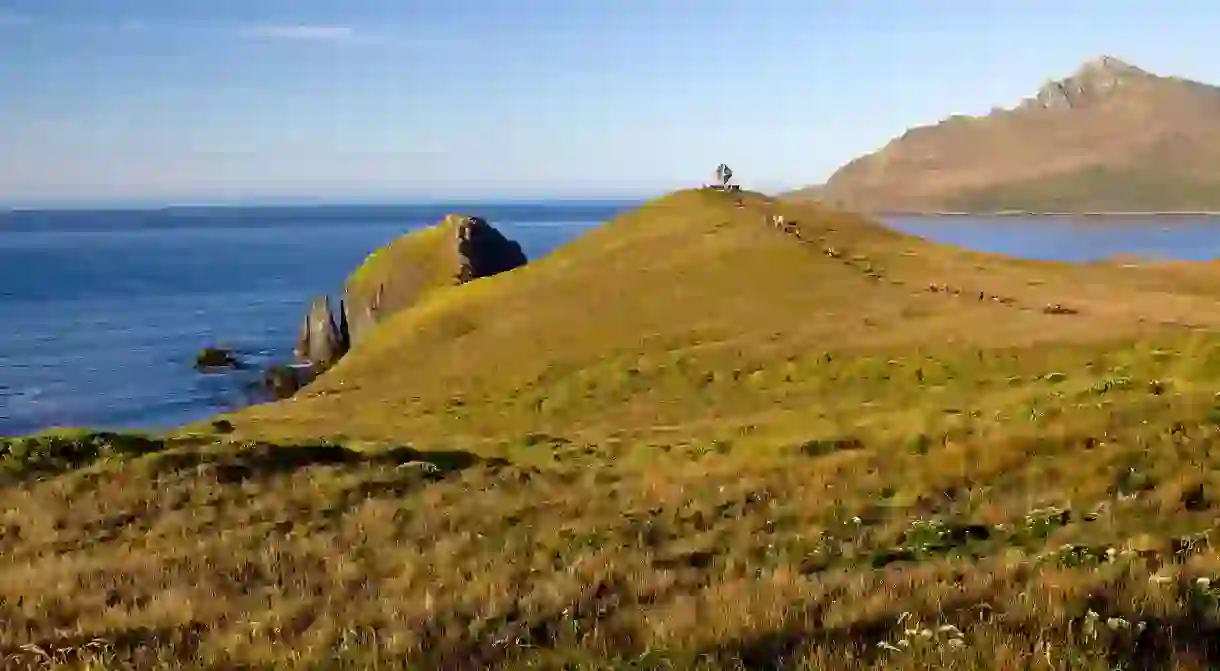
[275,214,526,399]
[343,214,527,347]
[294,295,348,369]
[453,216,527,284]
[194,347,244,371]
[257,365,309,400]
[336,298,351,354]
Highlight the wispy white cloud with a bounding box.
[238,24,365,43]
[0,15,451,48]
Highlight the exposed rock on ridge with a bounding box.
[290,215,527,386]
[341,214,527,347]
[294,295,348,368]
[1021,56,1149,111]
[454,214,529,284]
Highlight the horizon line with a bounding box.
[0,196,658,214]
[0,184,798,212]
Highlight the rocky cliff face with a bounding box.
[294,295,347,368]
[794,56,1220,213]
[454,215,529,284]
[292,215,527,375]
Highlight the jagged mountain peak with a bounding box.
[1023,55,1152,111]
[1075,55,1142,76]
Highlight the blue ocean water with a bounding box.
[3,207,1220,436]
[0,203,633,436]
[885,215,1220,262]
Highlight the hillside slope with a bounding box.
[14,191,1220,667]
[224,188,1220,446]
[798,57,1220,213]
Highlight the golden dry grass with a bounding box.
[220,188,1220,445]
[10,190,1220,668]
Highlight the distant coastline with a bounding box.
[780,195,1220,219]
[0,199,643,215]
[872,210,1220,218]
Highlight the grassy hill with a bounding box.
[340,213,526,348]
[10,190,1220,668]
[796,57,1220,213]
[343,216,457,308]
[227,188,1220,446]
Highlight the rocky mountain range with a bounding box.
[795,57,1220,213]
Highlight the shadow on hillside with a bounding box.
[702,612,894,671]
[1090,597,1220,671]
[150,441,486,484]
[0,432,168,482]
[699,594,1220,671]
[0,431,491,487]
[6,594,1220,670]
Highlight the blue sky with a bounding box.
[0,0,1216,206]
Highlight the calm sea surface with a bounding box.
[884,215,1220,262]
[3,208,1219,436]
[0,203,631,436]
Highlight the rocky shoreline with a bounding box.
[197,213,528,402]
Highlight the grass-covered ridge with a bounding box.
[228,188,1220,444]
[343,213,464,313]
[13,190,1220,668]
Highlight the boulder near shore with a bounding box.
[193,346,244,371]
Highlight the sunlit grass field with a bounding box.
[9,190,1220,668]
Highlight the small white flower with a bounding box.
[851,516,862,525]
[1136,621,1147,633]
[1197,577,1212,588]
[1106,548,1117,558]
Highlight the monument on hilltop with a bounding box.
[708,163,740,191]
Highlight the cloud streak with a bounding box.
[238,24,365,43]
[0,15,450,48]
